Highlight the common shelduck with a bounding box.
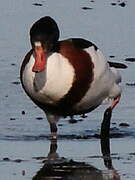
[20,16,124,139]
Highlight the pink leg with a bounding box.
[110,96,120,110]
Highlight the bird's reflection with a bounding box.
[33,138,120,180]
[101,138,120,180]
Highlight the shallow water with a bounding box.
[0,0,135,179]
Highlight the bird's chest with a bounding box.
[22,54,75,104]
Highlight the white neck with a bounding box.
[22,53,75,104]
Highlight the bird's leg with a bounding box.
[101,96,120,139]
[50,123,57,140]
[45,113,59,140]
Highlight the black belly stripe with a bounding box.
[57,41,94,113]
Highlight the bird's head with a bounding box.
[30,16,60,73]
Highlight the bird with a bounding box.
[20,16,124,139]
